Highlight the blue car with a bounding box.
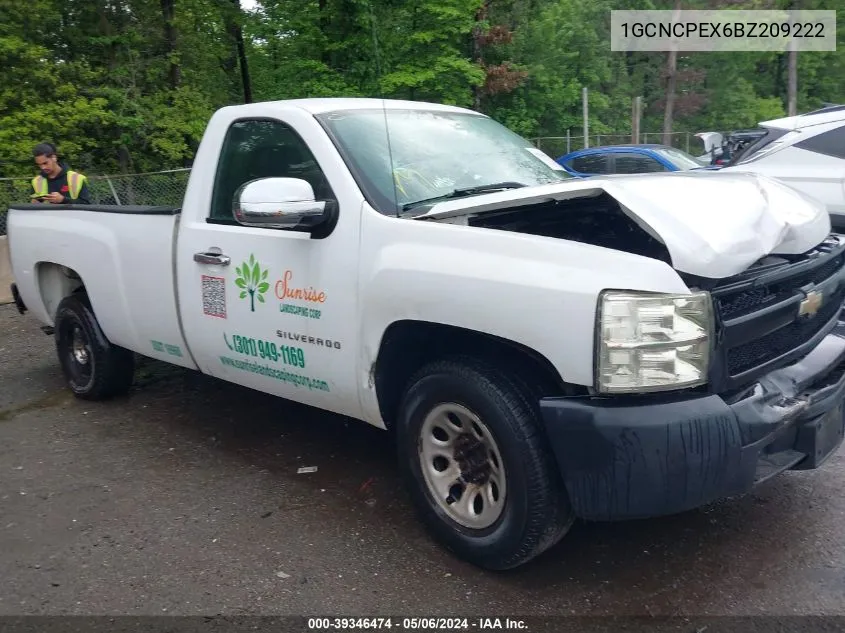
[555,144,711,177]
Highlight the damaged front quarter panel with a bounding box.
[417,171,832,279]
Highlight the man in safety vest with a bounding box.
[30,142,91,204]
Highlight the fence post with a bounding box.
[632,96,642,144]
[105,177,122,206]
[566,130,570,154]
[582,87,589,149]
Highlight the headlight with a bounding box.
[596,290,713,394]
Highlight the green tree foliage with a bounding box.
[1,0,843,178]
[375,0,486,105]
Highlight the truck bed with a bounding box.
[7,204,197,370]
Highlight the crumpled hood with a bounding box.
[415,170,831,279]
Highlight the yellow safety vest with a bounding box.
[31,170,87,199]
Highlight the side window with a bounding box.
[614,153,668,174]
[794,126,845,160]
[571,154,609,174]
[209,119,334,222]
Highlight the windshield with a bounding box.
[732,128,790,165]
[315,108,572,215]
[653,147,705,170]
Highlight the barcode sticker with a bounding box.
[202,275,227,319]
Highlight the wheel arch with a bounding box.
[372,319,586,431]
[53,291,136,400]
[34,261,86,323]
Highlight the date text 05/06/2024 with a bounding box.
[306,617,529,630]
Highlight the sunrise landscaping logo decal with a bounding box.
[235,254,270,312]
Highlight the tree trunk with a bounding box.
[787,47,797,116]
[472,0,490,111]
[318,0,331,67]
[662,0,682,146]
[118,145,132,174]
[96,2,116,72]
[235,23,252,103]
[161,0,181,90]
[786,0,799,116]
[221,0,252,103]
[220,2,239,96]
[662,49,678,145]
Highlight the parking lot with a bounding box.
[2,302,845,618]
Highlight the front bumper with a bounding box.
[540,323,845,521]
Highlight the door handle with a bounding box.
[194,251,231,266]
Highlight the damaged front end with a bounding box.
[419,173,845,521]
[464,191,674,266]
[419,170,832,279]
[425,172,845,401]
[539,232,845,522]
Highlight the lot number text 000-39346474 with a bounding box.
[306,617,529,630]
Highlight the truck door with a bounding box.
[175,114,363,419]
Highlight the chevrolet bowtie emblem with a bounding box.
[799,290,824,317]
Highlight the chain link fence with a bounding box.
[531,132,699,159]
[0,179,31,236]
[0,135,703,235]
[0,169,191,236]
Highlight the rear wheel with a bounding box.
[54,293,135,400]
[395,357,574,570]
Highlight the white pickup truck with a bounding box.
[8,98,845,570]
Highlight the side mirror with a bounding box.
[233,177,335,234]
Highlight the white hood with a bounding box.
[415,171,831,279]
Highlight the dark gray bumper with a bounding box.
[539,322,845,521]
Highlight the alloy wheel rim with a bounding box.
[66,323,93,386]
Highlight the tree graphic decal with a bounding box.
[234,254,269,312]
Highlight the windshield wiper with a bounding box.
[400,181,526,213]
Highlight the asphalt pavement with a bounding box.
[2,303,845,620]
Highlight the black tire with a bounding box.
[54,293,135,400]
[395,356,574,570]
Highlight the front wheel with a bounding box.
[54,293,135,400]
[395,357,574,570]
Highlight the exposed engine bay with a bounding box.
[465,192,673,266]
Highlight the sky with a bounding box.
[240,0,258,11]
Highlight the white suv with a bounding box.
[721,105,845,230]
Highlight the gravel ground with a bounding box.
[2,303,845,625]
